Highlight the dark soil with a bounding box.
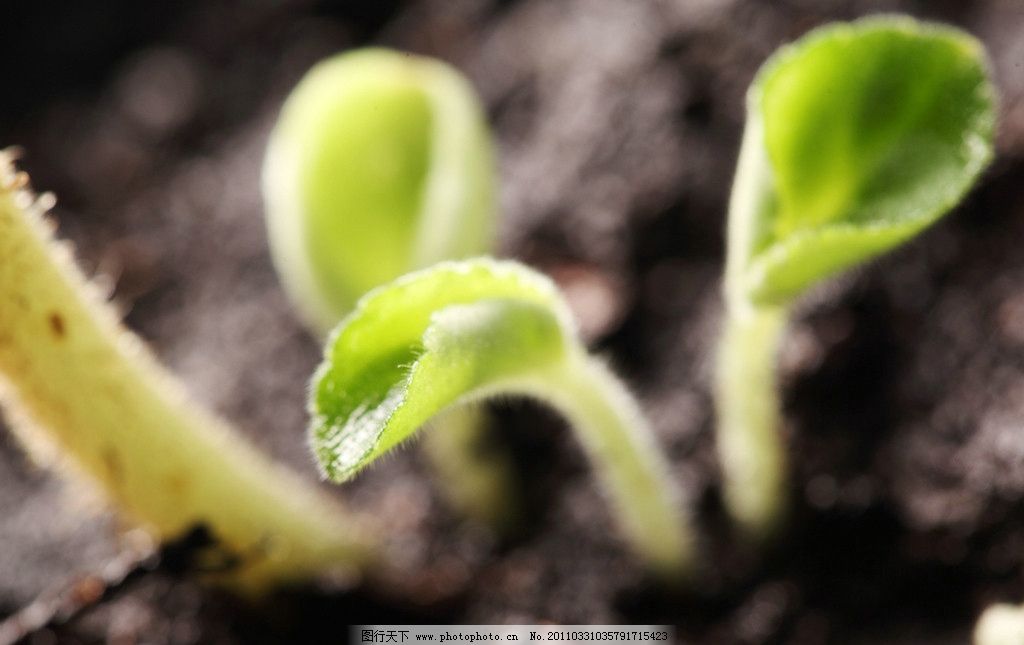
[2,1,1024,643]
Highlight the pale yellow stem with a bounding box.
[715,302,788,539]
[0,151,373,591]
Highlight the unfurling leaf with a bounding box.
[728,16,995,306]
[311,258,692,573]
[717,16,996,537]
[311,259,569,480]
[263,48,496,333]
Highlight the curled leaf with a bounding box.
[310,258,691,573]
[728,16,995,305]
[311,259,572,480]
[264,48,496,333]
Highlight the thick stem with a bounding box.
[513,352,692,576]
[0,153,372,590]
[715,302,788,539]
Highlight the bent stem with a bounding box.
[311,259,691,573]
[513,352,692,576]
[715,302,788,539]
[0,151,372,590]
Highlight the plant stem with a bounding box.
[715,301,788,539]
[421,404,519,530]
[511,352,692,576]
[0,152,372,590]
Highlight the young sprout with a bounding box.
[262,48,511,527]
[0,150,372,590]
[310,258,692,575]
[717,16,995,537]
[263,47,495,335]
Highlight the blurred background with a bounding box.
[2,1,1024,643]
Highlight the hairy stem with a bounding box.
[715,302,788,538]
[0,152,372,590]
[511,352,692,575]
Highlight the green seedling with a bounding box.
[263,48,512,527]
[717,16,995,537]
[310,258,693,574]
[0,150,373,590]
[263,47,495,335]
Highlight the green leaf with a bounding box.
[310,258,692,572]
[264,49,514,531]
[715,15,997,538]
[311,258,572,480]
[263,48,496,333]
[728,16,995,306]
